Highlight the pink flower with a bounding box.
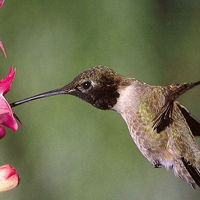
[0,164,20,192]
[0,41,7,58]
[0,67,19,139]
[0,0,5,10]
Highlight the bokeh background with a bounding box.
[0,0,200,199]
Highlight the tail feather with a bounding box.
[181,157,200,188]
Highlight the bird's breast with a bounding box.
[113,82,170,163]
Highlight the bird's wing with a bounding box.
[166,102,200,188]
[153,81,200,133]
[177,103,200,137]
[152,101,174,133]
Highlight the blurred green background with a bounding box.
[0,0,200,199]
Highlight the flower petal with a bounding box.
[0,67,16,95]
[0,164,20,193]
[0,125,5,139]
[0,41,7,58]
[0,0,5,10]
[0,112,18,132]
[0,67,19,137]
[0,95,18,131]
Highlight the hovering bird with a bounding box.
[11,66,200,188]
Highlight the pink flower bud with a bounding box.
[0,164,20,192]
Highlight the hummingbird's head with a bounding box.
[61,65,125,110]
[11,66,130,110]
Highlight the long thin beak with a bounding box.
[10,85,72,108]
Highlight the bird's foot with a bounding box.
[154,161,162,168]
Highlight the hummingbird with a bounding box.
[11,65,200,188]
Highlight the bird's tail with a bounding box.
[181,158,200,189]
[173,158,200,189]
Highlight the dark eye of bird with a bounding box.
[82,81,92,90]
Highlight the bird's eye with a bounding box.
[82,81,92,90]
